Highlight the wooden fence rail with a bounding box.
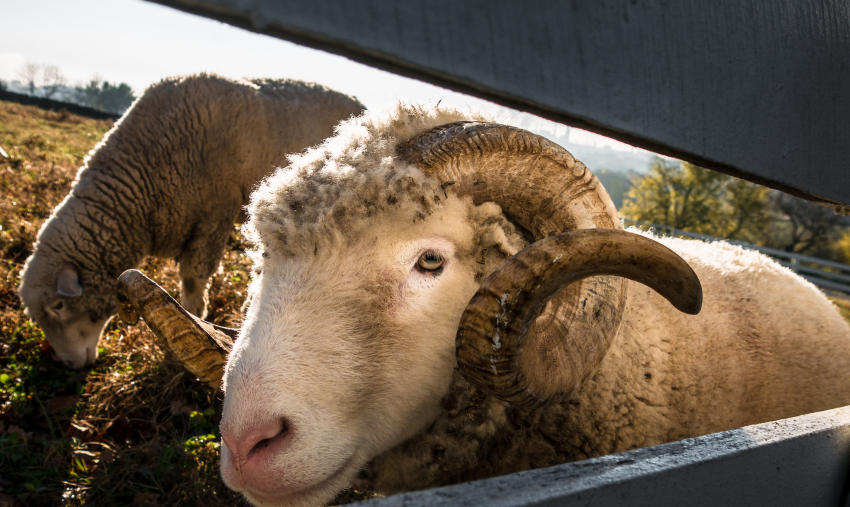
[361,406,850,507]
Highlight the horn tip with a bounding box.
[117,269,145,286]
[116,270,149,325]
[676,287,703,315]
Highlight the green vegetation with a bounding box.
[13,61,135,115]
[621,157,769,243]
[0,100,247,506]
[621,157,850,261]
[81,78,136,115]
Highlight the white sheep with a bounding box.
[116,103,850,507]
[18,74,364,369]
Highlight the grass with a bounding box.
[0,100,254,506]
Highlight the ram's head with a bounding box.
[117,112,700,507]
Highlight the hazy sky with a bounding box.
[0,0,641,151]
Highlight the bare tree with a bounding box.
[765,191,850,255]
[17,61,40,96]
[41,65,67,99]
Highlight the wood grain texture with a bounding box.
[147,0,850,209]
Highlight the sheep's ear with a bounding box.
[57,267,83,297]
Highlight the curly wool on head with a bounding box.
[245,103,500,256]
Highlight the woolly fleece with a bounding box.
[19,74,364,368]
[361,231,850,493]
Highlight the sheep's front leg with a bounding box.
[177,220,234,318]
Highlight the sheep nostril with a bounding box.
[246,418,290,460]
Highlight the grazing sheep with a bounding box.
[18,74,365,369]
[117,103,850,507]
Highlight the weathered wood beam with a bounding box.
[363,406,850,507]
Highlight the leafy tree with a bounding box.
[833,231,850,264]
[724,177,771,239]
[82,75,104,108]
[80,75,135,114]
[97,81,135,113]
[621,157,768,241]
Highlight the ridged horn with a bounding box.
[457,229,701,405]
[398,121,700,406]
[116,269,234,391]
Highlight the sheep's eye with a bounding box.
[417,251,445,272]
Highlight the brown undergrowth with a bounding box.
[0,100,252,506]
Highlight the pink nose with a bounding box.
[222,417,291,472]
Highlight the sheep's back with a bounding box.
[590,236,850,451]
[71,74,363,258]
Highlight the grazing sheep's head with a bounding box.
[19,240,112,369]
[116,104,701,507]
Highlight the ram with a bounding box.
[117,103,850,507]
[18,74,364,368]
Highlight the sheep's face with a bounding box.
[219,195,524,507]
[19,253,110,369]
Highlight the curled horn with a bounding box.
[458,229,701,405]
[398,122,701,406]
[116,269,234,390]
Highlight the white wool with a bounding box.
[245,102,494,256]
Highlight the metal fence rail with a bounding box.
[624,219,850,295]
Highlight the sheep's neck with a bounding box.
[357,371,584,495]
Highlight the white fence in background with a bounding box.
[624,219,850,295]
